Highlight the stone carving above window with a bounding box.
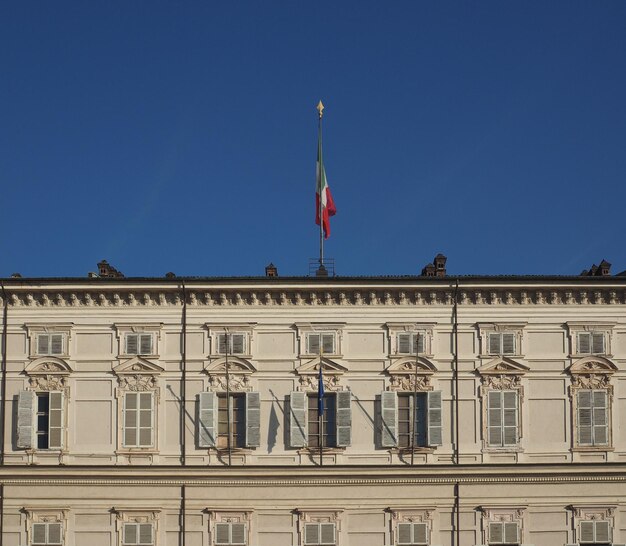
[205,357,256,392]
[386,357,436,392]
[477,357,529,391]
[568,356,617,391]
[295,358,347,392]
[25,357,73,393]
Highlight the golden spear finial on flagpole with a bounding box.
[317,100,324,119]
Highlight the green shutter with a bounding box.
[198,392,216,448]
[380,391,398,447]
[245,391,261,448]
[289,392,307,448]
[17,390,35,449]
[427,390,443,446]
[48,391,63,449]
[335,390,352,447]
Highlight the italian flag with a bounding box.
[315,127,337,239]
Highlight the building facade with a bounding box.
[1,263,626,546]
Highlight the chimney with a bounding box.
[598,259,611,276]
[421,263,436,277]
[434,253,447,277]
[265,263,278,277]
[165,272,176,279]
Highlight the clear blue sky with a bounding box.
[2,1,625,278]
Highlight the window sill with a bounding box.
[118,354,160,359]
[390,447,435,454]
[116,448,159,454]
[571,446,614,452]
[481,446,524,453]
[298,447,346,454]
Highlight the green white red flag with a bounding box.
[315,122,336,239]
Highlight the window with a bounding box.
[123,523,154,545]
[126,333,153,355]
[216,333,247,355]
[488,333,515,355]
[289,391,351,449]
[198,391,260,449]
[579,520,611,544]
[577,390,608,447]
[123,392,154,448]
[487,390,519,447]
[397,522,428,545]
[215,522,247,545]
[303,522,336,545]
[17,390,64,450]
[578,333,605,355]
[31,522,63,545]
[397,333,425,355]
[489,521,519,544]
[380,391,442,449]
[307,333,335,355]
[37,334,64,356]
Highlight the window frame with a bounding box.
[122,522,154,545]
[476,323,526,358]
[31,521,63,545]
[122,391,155,449]
[115,324,162,358]
[208,511,252,546]
[114,510,160,546]
[486,390,519,448]
[386,323,435,358]
[25,324,73,359]
[25,509,68,546]
[566,322,615,358]
[294,323,345,358]
[206,323,257,358]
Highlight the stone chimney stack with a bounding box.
[97,260,124,278]
[265,263,278,277]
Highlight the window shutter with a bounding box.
[398,333,411,354]
[124,523,138,544]
[139,334,153,354]
[595,520,610,542]
[308,334,320,354]
[489,522,504,543]
[217,334,227,354]
[592,390,608,445]
[397,523,412,544]
[289,391,307,447]
[427,390,443,446]
[138,392,153,447]
[124,392,138,447]
[577,390,593,446]
[215,522,230,544]
[592,333,605,354]
[38,334,49,355]
[17,390,35,449]
[48,391,64,449]
[138,523,153,545]
[320,523,335,544]
[126,334,138,354]
[48,522,62,544]
[502,333,515,354]
[415,333,425,354]
[504,522,519,543]
[578,332,591,354]
[231,523,247,545]
[245,391,261,448]
[304,523,319,545]
[580,520,594,542]
[502,390,518,446]
[322,333,335,354]
[335,390,352,447]
[487,391,503,446]
[198,392,217,448]
[488,333,501,354]
[380,391,398,447]
[50,334,63,355]
[232,333,245,354]
[414,522,428,544]
[32,523,47,544]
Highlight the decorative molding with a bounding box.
[386,357,437,392]
[296,357,346,392]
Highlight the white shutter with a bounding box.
[17,390,35,449]
[126,334,139,354]
[414,522,428,544]
[488,333,501,354]
[580,520,595,542]
[215,522,230,544]
[289,391,307,447]
[504,522,519,543]
[123,392,138,447]
[380,391,398,447]
[231,522,247,545]
[50,334,63,355]
[32,523,47,544]
[578,332,591,354]
[398,333,411,354]
[502,333,515,354]
[218,334,227,354]
[502,390,518,446]
[592,333,605,354]
[593,390,608,445]
[138,523,153,545]
[37,334,49,355]
[198,392,217,447]
[48,391,64,449]
[245,391,261,448]
[138,392,153,447]
[489,522,504,543]
[124,523,138,544]
[487,391,503,446]
[320,523,335,545]
[577,390,593,446]
[231,333,245,354]
[304,523,320,545]
[594,520,610,542]
[48,522,62,544]
[308,334,320,354]
[139,333,153,354]
[397,523,412,545]
[335,390,352,447]
[427,390,443,446]
[414,333,425,354]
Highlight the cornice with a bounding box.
[1,286,625,308]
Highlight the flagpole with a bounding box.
[317,100,325,272]
[319,339,324,467]
[411,333,419,466]
[224,328,232,467]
